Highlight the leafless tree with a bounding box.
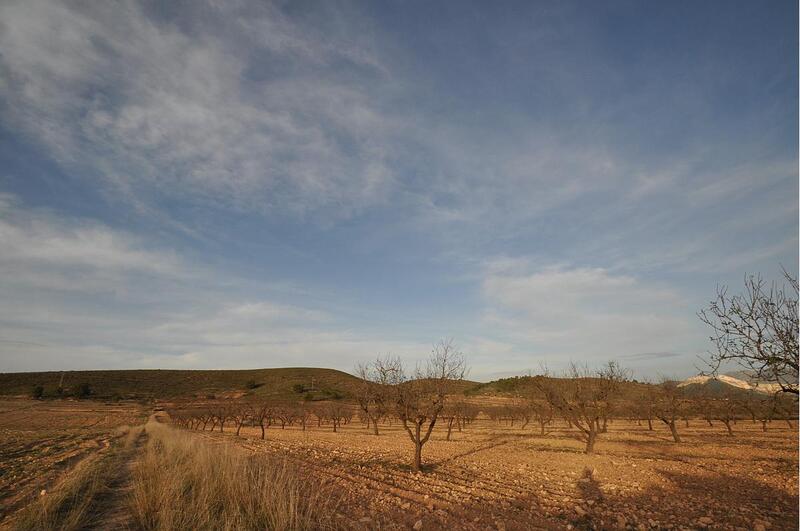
[232,403,250,436]
[275,405,296,429]
[378,339,467,472]
[442,400,471,441]
[297,403,312,431]
[531,400,555,436]
[323,402,348,432]
[534,361,630,454]
[251,401,275,439]
[653,379,683,443]
[702,391,741,436]
[355,362,388,435]
[700,270,798,395]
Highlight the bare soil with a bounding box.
[0,399,796,530]
[0,399,146,526]
[197,417,798,530]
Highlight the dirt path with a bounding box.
[85,428,147,531]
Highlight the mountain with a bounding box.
[676,373,777,395]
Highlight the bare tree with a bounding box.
[534,361,630,454]
[441,400,471,441]
[297,403,312,431]
[232,403,250,436]
[251,401,275,439]
[323,402,348,432]
[531,400,555,436]
[355,362,388,435]
[700,271,798,395]
[702,391,741,436]
[653,379,683,443]
[379,339,467,472]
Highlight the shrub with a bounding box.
[292,383,306,394]
[245,379,259,390]
[31,384,44,399]
[74,383,92,399]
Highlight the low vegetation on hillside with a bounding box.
[0,367,364,401]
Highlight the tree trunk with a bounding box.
[668,421,680,443]
[761,420,768,432]
[585,430,597,454]
[411,422,423,472]
[722,420,734,436]
[446,418,454,441]
[236,423,242,436]
[413,442,422,472]
[372,418,379,436]
[540,422,546,436]
[647,418,653,431]
[260,423,265,439]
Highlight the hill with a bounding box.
[677,374,778,396]
[0,367,364,401]
[464,374,651,399]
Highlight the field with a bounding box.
[0,397,796,530]
[0,399,147,524]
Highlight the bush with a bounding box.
[292,383,306,394]
[245,380,259,390]
[74,382,92,399]
[31,384,44,399]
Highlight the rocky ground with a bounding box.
[198,417,798,530]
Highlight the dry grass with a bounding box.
[12,425,142,531]
[13,455,108,531]
[130,420,339,531]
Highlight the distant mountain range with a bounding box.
[677,373,782,395]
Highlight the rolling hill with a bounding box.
[0,367,364,401]
[0,367,482,401]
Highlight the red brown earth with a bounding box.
[0,398,797,530]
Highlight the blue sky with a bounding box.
[0,0,797,380]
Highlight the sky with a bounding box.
[0,0,797,381]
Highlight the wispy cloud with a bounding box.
[0,0,399,220]
[480,261,699,364]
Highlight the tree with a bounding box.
[534,361,629,454]
[232,404,250,436]
[379,339,467,472]
[355,362,388,435]
[531,400,555,436]
[700,270,798,395]
[322,402,349,432]
[251,401,275,439]
[653,380,683,443]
